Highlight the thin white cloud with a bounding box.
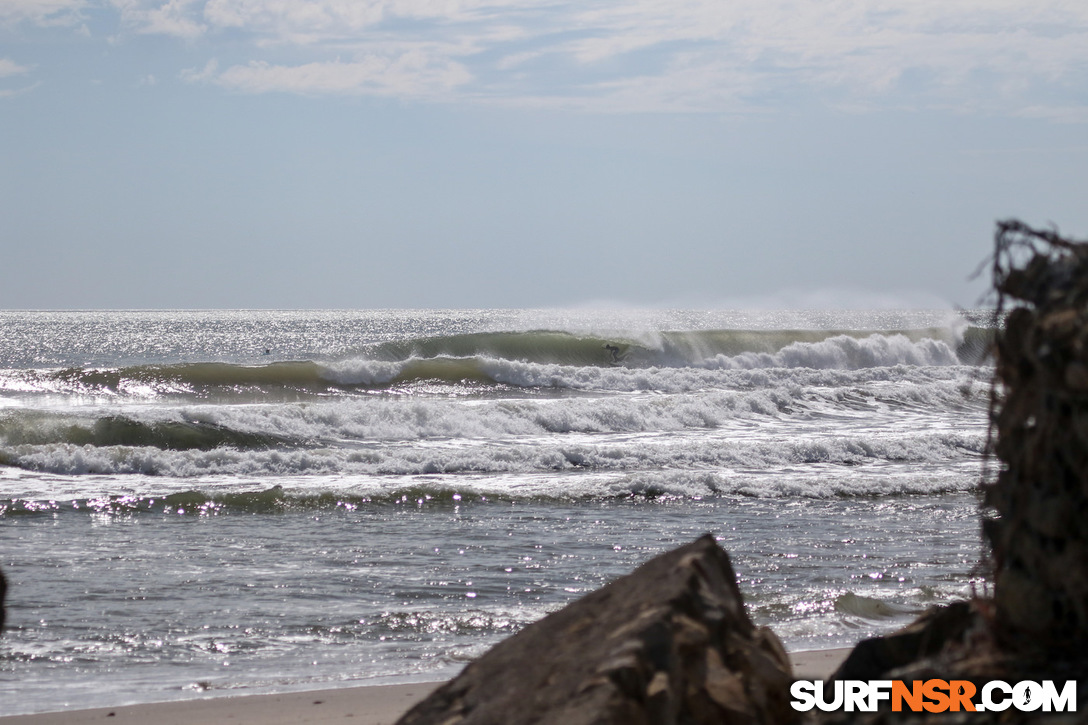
[111,0,206,38]
[0,58,33,77]
[198,51,472,97]
[0,85,38,97]
[20,0,1088,117]
[1017,105,1088,125]
[0,57,38,98]
[0,0,86,26]
[202,0,386,43]
[0,57,36,97]
[179,57,218,82]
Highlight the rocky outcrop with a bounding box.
[986,221,1088,658]
[396,534,795,725]
[813,221,1088,723]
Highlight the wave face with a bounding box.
[0,327,989,400]
[0,309,992,500]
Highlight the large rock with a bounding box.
[987,220,1088,658]
[396,535,795,725]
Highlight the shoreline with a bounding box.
[0,648,850,724]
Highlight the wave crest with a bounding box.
[0,328,987,400]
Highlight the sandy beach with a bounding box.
[0,648,848,724]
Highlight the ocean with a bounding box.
[0,309,993,715]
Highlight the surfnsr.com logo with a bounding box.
[790,679,1077,713]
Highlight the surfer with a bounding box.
[604,344,622,365]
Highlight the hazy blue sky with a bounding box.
[3,1,1087,309]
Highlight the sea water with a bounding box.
[0,309,993,715]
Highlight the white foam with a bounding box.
[703,334,960,370]
[1,422,986,483]
[182,373,986,442]
[320,359,404,385]
[311,333,972,394]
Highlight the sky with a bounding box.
[2,0,1087,309]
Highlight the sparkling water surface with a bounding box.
[0,310,991,715]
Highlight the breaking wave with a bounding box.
[0,412,295,451]
[834,592,919,620]
[0,424,985,480]
[0,328,988,400]
[0,445,984,515]
[0,371,989,449]
[0,319,992,502]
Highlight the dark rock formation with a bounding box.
[396,534,795,725]
[829,602,981,682]
[985,220,1088,659]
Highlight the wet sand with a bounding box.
[0,648,850,724]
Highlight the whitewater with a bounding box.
[0,309,993,715]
